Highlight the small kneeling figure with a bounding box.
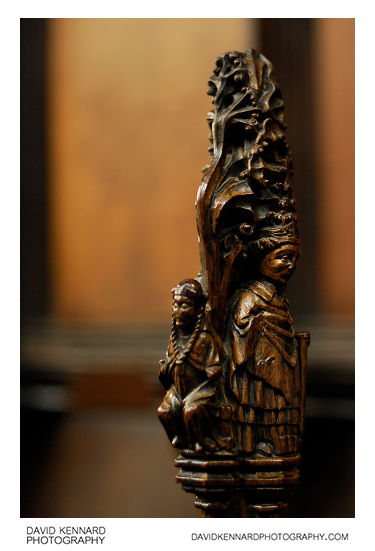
[158,279,231,452]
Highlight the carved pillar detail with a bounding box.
[157,50,309,517]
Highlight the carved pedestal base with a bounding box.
[158,50,309,518]
[175,450,300,518]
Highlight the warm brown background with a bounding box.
[48,18,254,324]
[47,18,354,324]
[21,18,354,518]
[315,18,355,316]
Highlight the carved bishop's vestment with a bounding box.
[230,280,301,455]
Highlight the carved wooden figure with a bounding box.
[157,50,309,517]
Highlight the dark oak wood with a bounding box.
[157,50,309,517]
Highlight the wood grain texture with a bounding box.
[157,49,309,517]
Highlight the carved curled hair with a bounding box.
[248,236,300,255]
[170,308,205,364]
[169,279,206,363]
[171,278,206,305]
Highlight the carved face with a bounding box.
[259,244,300,284]
[172,295,197,330]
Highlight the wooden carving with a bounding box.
[158,50,309,517]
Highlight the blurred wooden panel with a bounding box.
[71,371,160,409]
[48,18,257,323]
[25,409,198,517]
[21,19,49,318]
[314,19,355,316]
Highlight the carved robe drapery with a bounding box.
[229,279,302,455]
[158,320,232,451]
[157,50,310,517]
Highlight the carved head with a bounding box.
[259,243,300,285]
[171,279,205,331]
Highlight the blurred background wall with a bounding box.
[21,18,354,517]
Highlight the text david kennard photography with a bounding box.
[26,526,106,545]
